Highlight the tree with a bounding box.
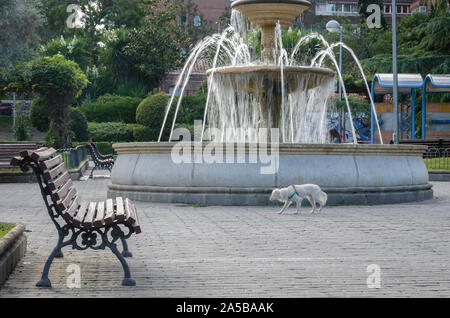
[24,55,88,147]
[124,0,188,90]
[175,0,212,42]
[0,0,42,71]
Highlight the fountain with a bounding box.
[107,0,432,205]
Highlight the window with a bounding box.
[194,15,201,27]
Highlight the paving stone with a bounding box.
[0,180,449,297]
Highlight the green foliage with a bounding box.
[132,125,159,142]
[69,108,88,142]
[25,54,88,98]
[176,0,213,43]
[136,92,173,128]
[125,2,188,90]
[13,104,32,141]
[0,0,42,71]
[0,223,15,239]
[115,78,148,98]
[331,98,371,118]
[30,96,49,132]
[411,17,450,54]
[286,28,324,65]
[87,122,144,142]
[40,36,92,70]
[99,29,137,86]
[80,94,142,123]
[179,92,206,124]
[23,54,88,147]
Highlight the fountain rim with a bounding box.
[112,142,428,156]
[206,65,336,77]
[231,0,312,10]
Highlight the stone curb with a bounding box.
[429,171,450,182]
[0,223,27,287]
[0,160,88,183]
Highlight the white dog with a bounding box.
[269,184,327,214]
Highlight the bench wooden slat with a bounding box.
[40,155,63,171]
[62,196,81,222]
[51,179,73,202]
[20,147,48,158]
[82,202,97,229]
[124,198,136,225]
[9,156,24,166]
[104,199,115,224]
[93,201,105,227]
[30,148,56,161]
[72,201,89,227]
[56,187,77,213]
[126,202,141,234]
[48,171,70,191]
[115,197,125,221]
[44,161,66,181]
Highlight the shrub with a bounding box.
[87,122,144,142]
[69,108,88,142]
[13,105,32,141]
[80,94,142,123]
[115,77,148,98]
[136,92,173,128]
[30,96,49,132]
[179,93,206,124]
[132,126,159,142]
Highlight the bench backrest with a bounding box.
[10,147,81,221]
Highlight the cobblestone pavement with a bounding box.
[0,179,449,297]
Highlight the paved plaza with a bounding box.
[0,178,449,297]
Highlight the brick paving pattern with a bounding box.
[0,179,449,297]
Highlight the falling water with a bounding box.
[158,9,383,144]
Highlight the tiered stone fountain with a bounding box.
[107,0,432,205]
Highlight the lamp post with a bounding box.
[326,19,343,101]
[392,0,399,144]
[327,20,344,140]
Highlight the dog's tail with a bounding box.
[320,191,328,206]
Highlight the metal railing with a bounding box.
[58,145,88,170]
[423,147,450,170]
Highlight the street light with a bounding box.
[326,20,343,101]
[327,19,345,141]
[392,0,399,144]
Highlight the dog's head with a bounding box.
[269,188,281,201]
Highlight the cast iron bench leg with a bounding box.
[120,236,132,258]
[36,240,68,287]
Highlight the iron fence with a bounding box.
[423,147,450,170]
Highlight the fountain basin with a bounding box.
[107,143,433,205]
[207,65,335,91]
[231,0,312,28]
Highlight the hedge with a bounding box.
[87,122,145,142]
[80,94,142,123]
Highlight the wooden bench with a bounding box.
[0,142,39,170]
[86,141,115,178]
[10,147,141,287]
